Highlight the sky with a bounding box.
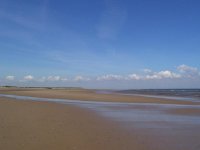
[0,0,200,89]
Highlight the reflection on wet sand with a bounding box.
[1,93,200,128]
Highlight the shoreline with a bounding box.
[0,88,199,105]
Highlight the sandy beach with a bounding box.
[0,88,200,150]
[0,97,151,150]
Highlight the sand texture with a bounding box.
[1,88,200,150]
[0,97,154,150]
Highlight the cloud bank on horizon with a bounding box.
[1,65,200,89]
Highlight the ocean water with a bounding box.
[117,89,200,100]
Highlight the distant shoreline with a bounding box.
[0,87,199,105]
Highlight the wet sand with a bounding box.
[0,88,200,150]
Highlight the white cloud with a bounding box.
[157,70,181,78]
[145,74,161,80]
[177,64,198,73]
[177,64,200,78]
[145,70,181,80]
[74,76,90,82]
[6,75,15,81]
[127,70,181,80]
[37,76,68,82]
[128,74,142,80]
[24,75,34,81]
[97,74,123,81]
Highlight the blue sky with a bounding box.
[0,0,200,88]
